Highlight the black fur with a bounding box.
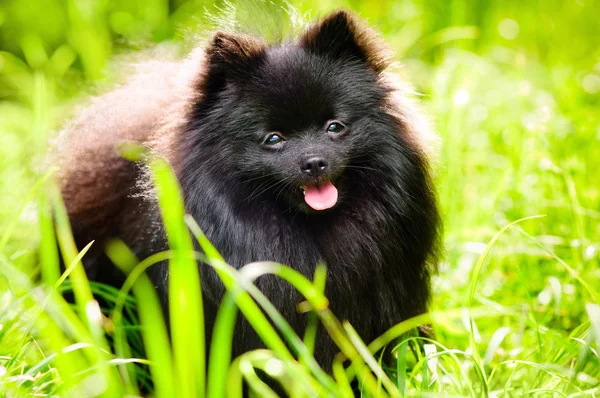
[60,10,440,372]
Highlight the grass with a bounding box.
[1,0,599,396]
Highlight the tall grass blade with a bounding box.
[38,189,60,288]
[149,156,205,398]
[343,321,400,397]
[107,240,176,398]
[48,181,122,396]
[55,240,94,288]
[303,263,327,359]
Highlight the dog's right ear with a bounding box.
[201,32,266,93]
[300,10,389,73]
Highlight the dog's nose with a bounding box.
[300,156,329,177]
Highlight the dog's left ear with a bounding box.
[300,10,389,73]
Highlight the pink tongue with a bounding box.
[303,181,338,210]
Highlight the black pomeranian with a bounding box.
[57,9,441,370]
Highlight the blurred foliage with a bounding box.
[0,0,599,395]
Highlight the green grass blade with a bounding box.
[302,263,327,359]
[55,240,94,288]
[49,182,94,317]
[48,181,123,396]
[206,291,236,398]
[332,355,354,397]
[149,156,205,398]
[231,351,280,398]
[106,240,176,398]
[343,321,399,397]
[395,338,409,394]
[38,190,60,287]
[101,241,140,395]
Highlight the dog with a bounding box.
[57,9,441,371]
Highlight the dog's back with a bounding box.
[54,52,201,279]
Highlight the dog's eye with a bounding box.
[264,133,285,145]
[326,122,345,134]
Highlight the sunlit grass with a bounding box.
[0,152,596,396]
[1,0,599,396]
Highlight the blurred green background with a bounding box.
[1,0,599,395]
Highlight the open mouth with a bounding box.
[300,180,338,211]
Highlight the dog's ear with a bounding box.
[300,10,389,73]
[201,32,266,93]
[207,32,266,72]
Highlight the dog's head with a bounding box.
[192,10,413,213]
